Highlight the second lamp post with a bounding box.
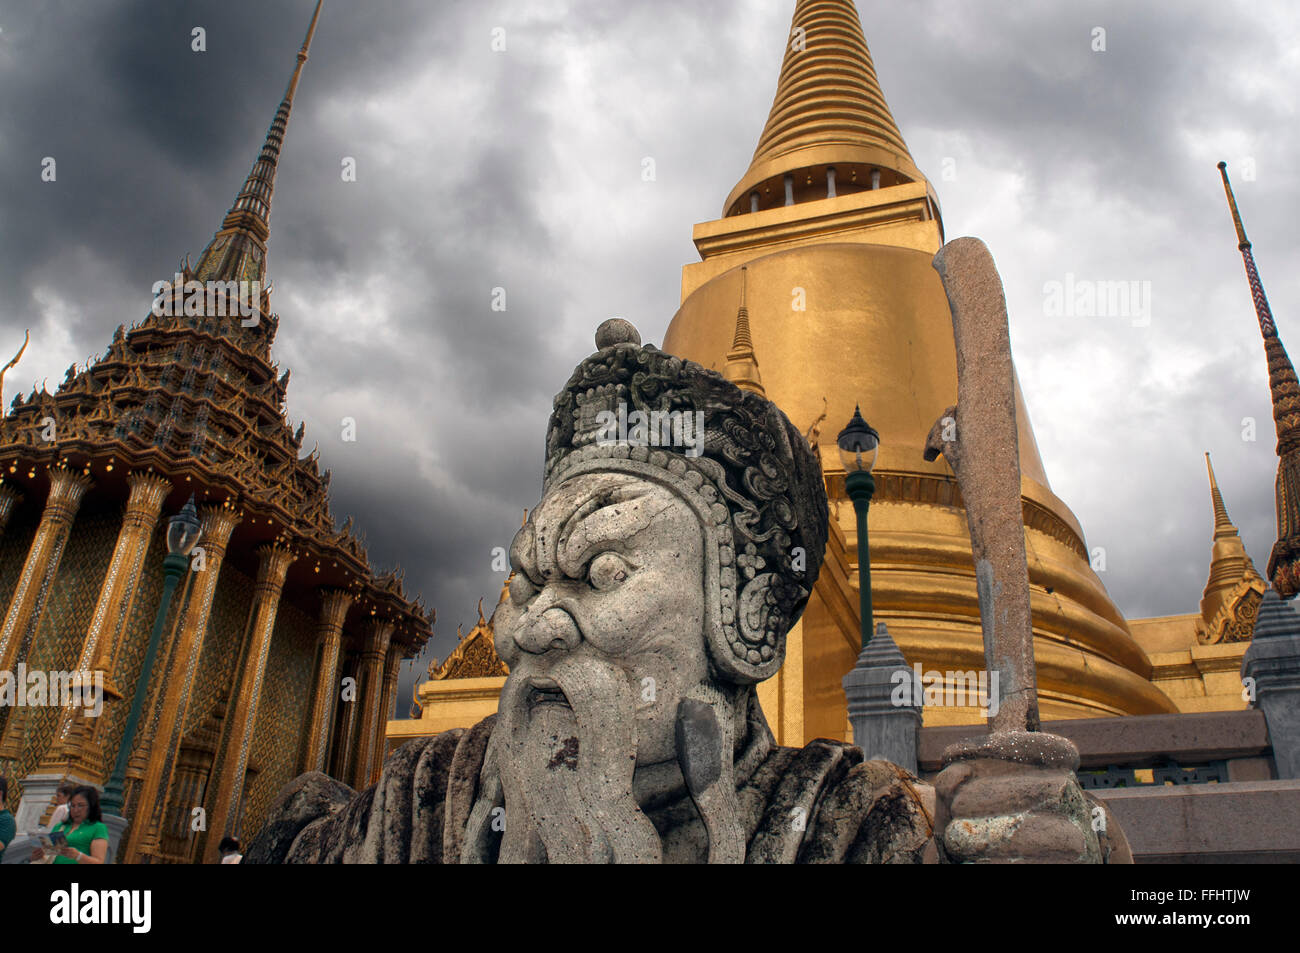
[837,406,880,648]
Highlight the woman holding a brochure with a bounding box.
[31,786,109,865]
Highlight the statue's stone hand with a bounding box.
[929,730,1130,864]
[923,403,959,464]
[935,757,1098,863]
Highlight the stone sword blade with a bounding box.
[924,237,1040,733]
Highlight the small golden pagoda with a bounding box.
[0,1,432,863]
[391,590,508,746]
[1129,455,1266,710]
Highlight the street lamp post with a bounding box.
[837,405,879,648]
[100,495,202,816]
[839,406,919,769]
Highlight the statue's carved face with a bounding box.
[495,472,709,768]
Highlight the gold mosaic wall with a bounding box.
[242,597,316,831]
[0,490,393,843]
[5,505,122,794]
[184,562,253,739]
[183,560,321,838]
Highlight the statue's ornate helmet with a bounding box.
[543,320,829,684]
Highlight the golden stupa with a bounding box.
[661,0,1177,738]
[397,0,1275,749]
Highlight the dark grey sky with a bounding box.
[1,0,1296,715]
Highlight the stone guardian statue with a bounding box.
[246,315,1125,864]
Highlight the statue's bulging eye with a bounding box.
[509,572,536,606]
[587,552,632,591]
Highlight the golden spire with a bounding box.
[724,0,929,217]
[192,1,323,285]
[1198,453,1266,643]
[1218,161,1300,597]
[722,267,765,396]
[1205,452,1234,539]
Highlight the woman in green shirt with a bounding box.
[32,785,109,865]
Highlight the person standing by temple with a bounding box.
[0,777,15,864]
[32,786,109,865]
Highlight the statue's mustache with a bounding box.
[494,651,662,864]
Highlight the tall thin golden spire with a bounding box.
[731,266,753,350]
[723,267,765,396]
[192,1,323,286]
[1218,161,1300,598]
[1205,453,1234,539]
[724,0,928,217]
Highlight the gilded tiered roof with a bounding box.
[427,585,509,683]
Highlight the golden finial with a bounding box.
[731,267,752,350]
[476,597,486,626]
[723,267,765,397]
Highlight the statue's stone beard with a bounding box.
[479,651,666,864]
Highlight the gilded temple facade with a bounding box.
[0,2,432,863]
[395,0,1276,749]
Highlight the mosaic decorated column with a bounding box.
[0,466,92,743]
[123,503,241,862]
[202,542,295,862]
[368,647,404,786]
[42,471,171,780]
[300,588,352,774]
[350,617,393,790]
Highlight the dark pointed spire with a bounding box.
[192,1,323,288]
[1218,161,1300,597]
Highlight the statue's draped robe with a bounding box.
[246,698,936,864]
